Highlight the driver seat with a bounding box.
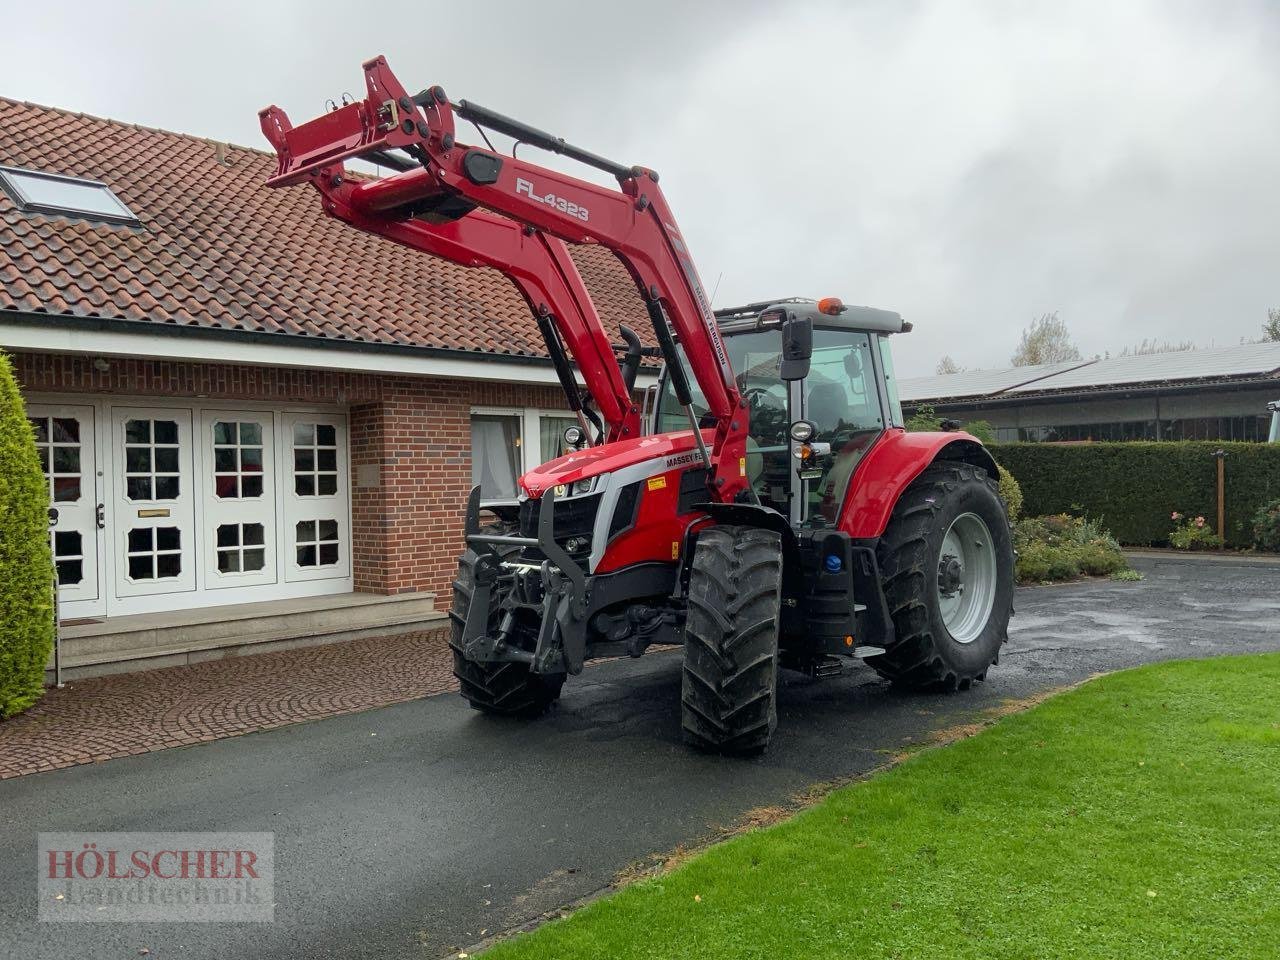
[807,382,851,432]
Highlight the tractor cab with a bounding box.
[654,298,910,527]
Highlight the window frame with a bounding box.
[0,164,139,225]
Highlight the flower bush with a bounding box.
[1013,513,1131,583]
[1168,511,1224,551]
[997,465,1023,521]
[1251,499,1280,553]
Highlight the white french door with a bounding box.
[30,396,352,618]
[28,404,103,617]
[199,411,278,591]
[111,408,196,602]
[281,413,351,582]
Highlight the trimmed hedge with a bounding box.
[993,442,1280,548]
[0,352,53,718]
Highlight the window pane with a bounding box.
[470,415,521,501]
[56,559,83,585]
[319,543,339,565]
[242,548,266,572]
[318,475,337,496]
[213,421,236,445]
[293,423,314,445]
[295,475,315,497]
[54,530,82,556]
[156,553,182,578]
[240,448,263,472]
[154,476,180,500]
[154,447,179,473]
[242,523,264,546]
[217,524,239,547]
[55,477,83,502]
[128,527,152,552]
[214,448,236,472]
[297,545,317,566]
[126,447,152,472]
[37,447,49,474]
[52,447,79,473]
[240,422,262,445]
[2,168,135,219]
[217,550,240,573]
[128,555,154,580]
[241,476,263,498]
[215,475,239,498]
[294,448,314,471]
[316,424,336,446]
[318,519,338,541]
[125,419,150,443]
[52,418,80,443]
[296,520,316,541]
[153,420,178,444]
[539,416,578,463]
[156,527,181,551]
[317,448,337,471]
[29,417,49,443]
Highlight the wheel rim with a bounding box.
[936,512,997,644]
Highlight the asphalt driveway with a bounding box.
[1,553,1277,959]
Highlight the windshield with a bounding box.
[655,325,886,522]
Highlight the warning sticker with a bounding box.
[647,475,667,492]
[671,541,680,560]
[739,457,747,476]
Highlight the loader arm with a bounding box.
[259,54,749,502]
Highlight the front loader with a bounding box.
[261,57,1015,754]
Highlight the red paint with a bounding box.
[594,467,710,574]
[836,428,997,538]
[260,55,750,502]
[519,430,709,496]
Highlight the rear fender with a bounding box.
[837,428,999,539]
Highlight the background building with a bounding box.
[0,97,651,675]
[900,344,1280,443]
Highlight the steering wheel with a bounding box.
[743,386,780,410]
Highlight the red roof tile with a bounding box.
[0,98,650,360]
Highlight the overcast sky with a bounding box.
[5,0,1279,377]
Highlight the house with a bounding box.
[0,97,652,675]
[900,344,1280,442]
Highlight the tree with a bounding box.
[935,355,963,375]
[1263,308,1280,343]
[0,351,54,718]
[1119,338,1196,356]
[1010,312,1082,367]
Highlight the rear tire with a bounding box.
[448,522,564,718]
[869,463,1014,692]
[680,525,783,755]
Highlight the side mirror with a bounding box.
[780,316,813,381]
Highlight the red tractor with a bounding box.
[261,57,1014,754]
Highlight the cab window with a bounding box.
[805,330,883,524]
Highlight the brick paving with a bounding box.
[0,629,458,781]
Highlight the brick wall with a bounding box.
[14,352,564,604]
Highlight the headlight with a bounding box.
[570,478,595,496]
[563,424,586,447]
[789,419,816,442]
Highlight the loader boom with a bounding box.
[259,55,749,501]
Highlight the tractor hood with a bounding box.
[520,429,711,497]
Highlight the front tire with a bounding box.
[680,525,784,755]
[869,463,1014,691]
[448,522,564,718]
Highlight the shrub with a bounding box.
[997,465,1023,521]
[0,352,53,718]
[964,419,996,444]
[1252,498,1280,553]
[993,442,1280,548]
[1168,510,1223,551]
[905,403,942,432]
[1111,569,1144,582]
[1013,513,1130,583]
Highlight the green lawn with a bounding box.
[483,654,1280,959]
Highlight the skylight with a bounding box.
[0,165,138,224]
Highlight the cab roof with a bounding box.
[714,297,910,335]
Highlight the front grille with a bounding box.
[518,493,601,540]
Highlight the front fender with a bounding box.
[837,428,999,538]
